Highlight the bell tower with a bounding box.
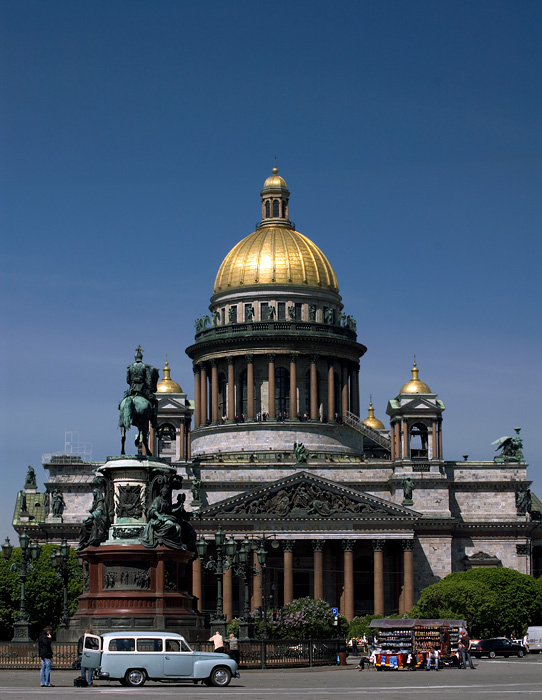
[386,360,445,462]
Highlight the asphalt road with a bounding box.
[0,656,541,699]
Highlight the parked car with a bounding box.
[81,631,239,687]
[470,638,526,659]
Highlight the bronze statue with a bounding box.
[139,483,185,549]
[402,476,414,503]
[492,428,524,463]
[78,488,110,550]
[118,346,159,455]
[24,465,37,490]
[516,488,532,515]
[294,442,309,464]
[51,488,65,517]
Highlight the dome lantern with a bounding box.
[362,397,386,431]
[259,166,291,227]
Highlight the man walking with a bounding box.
[38,626,54,687]
[458,629,476,669]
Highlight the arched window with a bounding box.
[275,367,289,416]
[265,200,270,218]
[273,199,280,217]
[409,422,428,458]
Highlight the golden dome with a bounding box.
[213,227,339,293]
[362,400,386,430]
[399,360,432,394]
[262,167,288,190]
[156,360,183,394]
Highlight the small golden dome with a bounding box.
[214,227,339,292]
[362,400,386,430]
[400,360,431,394]
[156,360,183,393]
[262,167,288,190]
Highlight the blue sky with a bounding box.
[1,0,540,541]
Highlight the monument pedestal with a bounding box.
[60,545,201,640]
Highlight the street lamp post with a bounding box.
[225,534,256,640]
[196,525,227,636]
[256,541,268,639]
[51,538,71,629]
[2,528,41,642]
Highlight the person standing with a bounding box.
[77,628,95,686]
[38,626,54,687]
[458,629,475,669]
[227,633,240,664]
[209,630,225,653]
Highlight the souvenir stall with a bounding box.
[369,619,466,670]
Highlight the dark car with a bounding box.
[470,638,526,659]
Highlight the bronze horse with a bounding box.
[119,394,154,456]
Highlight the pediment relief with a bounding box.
[199,472,420,520]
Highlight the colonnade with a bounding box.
[191,537,415,621]
[192,354,361,428]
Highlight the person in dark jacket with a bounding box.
[38,626,54,687]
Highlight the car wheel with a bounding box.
[209,666,232,687]
[517,649,524,658]
[124,669,146,687]
[489,651,497,659]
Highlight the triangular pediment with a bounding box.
[157,397,187,412]
[199,471,421,520]
[387,396,445,414]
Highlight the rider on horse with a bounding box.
[122,345,159,429]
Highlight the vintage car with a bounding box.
[81,631,239,687]
[470,638,526,659]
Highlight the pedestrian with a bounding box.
[458,629,475,669]
[209,630,225,653]
[351,637,358,656]
[77,627,95,686]
[426,647,439,671]
[38,626,54,687]
[227,633,240,664]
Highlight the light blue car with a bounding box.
[82,631,239,687]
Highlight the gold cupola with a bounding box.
[362,398,386,430]
[156,360,183,394]
[399,359,432,394]
[213,167,339,294]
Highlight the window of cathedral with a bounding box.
[278,302,286,320]
[282,199,288,218]
[265,200,270,218]
[273,199,279,217]
[295,302,303,321]
[221,307,225,325]
[260,302,269,321]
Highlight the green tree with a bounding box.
[411,567,542,638]
[0,542,83,640]
[252,598,348,640]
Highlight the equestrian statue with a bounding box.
[118,346,159,455]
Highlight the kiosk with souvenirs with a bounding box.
[369,619,466,670]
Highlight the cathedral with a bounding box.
[13,168,541,621]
